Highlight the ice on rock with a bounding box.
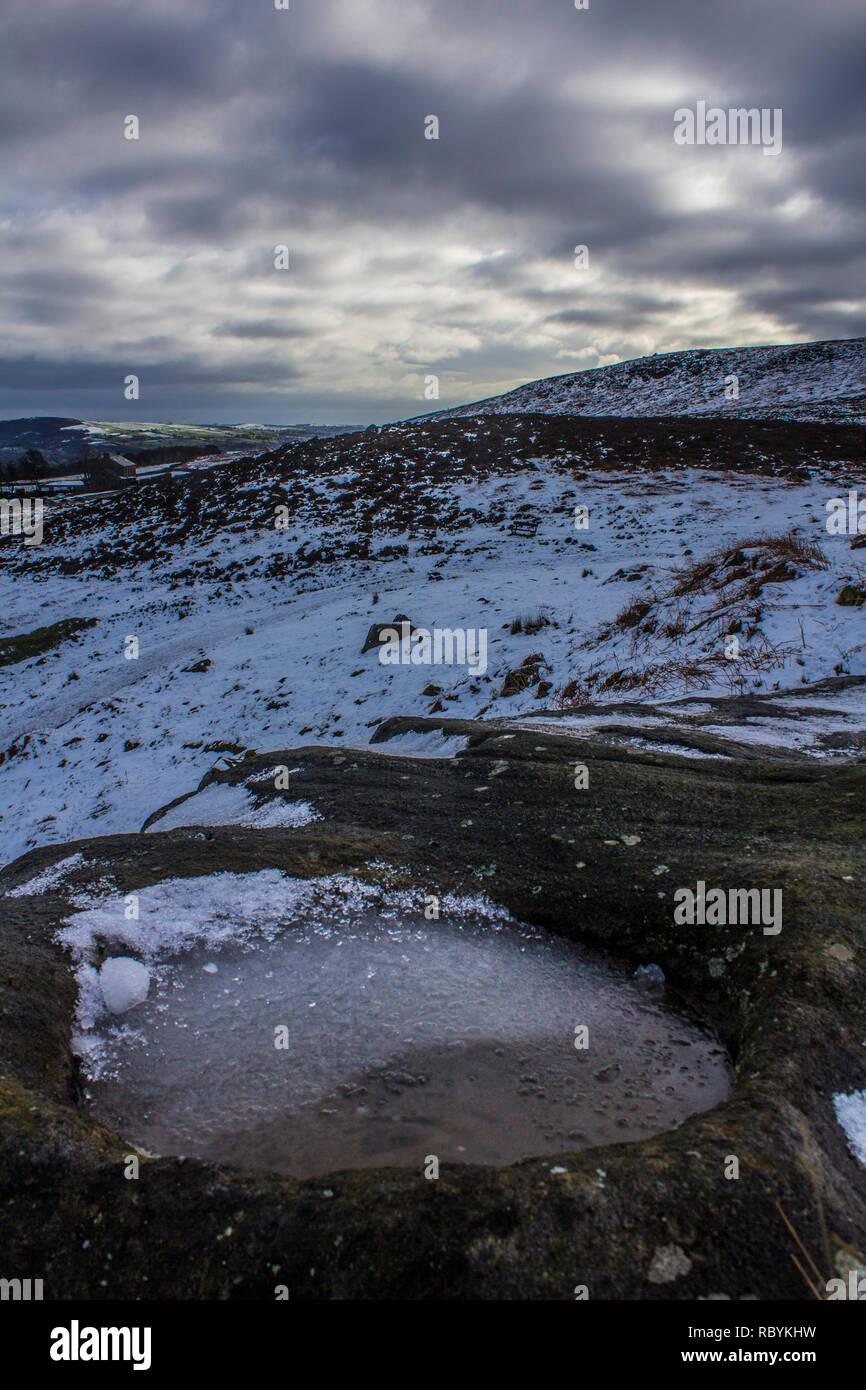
[99,958,150,1014]
[79,881,730,1177]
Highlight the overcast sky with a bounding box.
[1,0,864,424]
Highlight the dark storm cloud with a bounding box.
[0,0,864,420]
[545,293,684,331]
[0,354,300,391]
[214,321,315,341]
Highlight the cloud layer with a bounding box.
[1,0,864,422]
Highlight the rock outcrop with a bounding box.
[1,724,865,1299]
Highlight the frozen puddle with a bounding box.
[66,873,731,1176]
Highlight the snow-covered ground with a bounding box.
[432,336,866,423]
[1,435,865,866]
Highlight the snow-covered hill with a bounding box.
[428,337,866,424]
[2,412,865,866]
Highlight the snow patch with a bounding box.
[146,782,321,831]
[375,730,469,758]
[5,853,86,897]
[834,1090,866,1166]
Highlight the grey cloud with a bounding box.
[214,320,315,340]
[0,0,863,418]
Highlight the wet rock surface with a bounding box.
[1,724,865,1299]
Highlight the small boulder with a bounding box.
[634,963,665,988]
[362,615,417,653]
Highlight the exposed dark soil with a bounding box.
[0,618,97,669]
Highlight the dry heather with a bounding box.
[556,532,830,705]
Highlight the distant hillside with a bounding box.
[0,417,81,441]
[426,337,866,424]
[0,418,361,472]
